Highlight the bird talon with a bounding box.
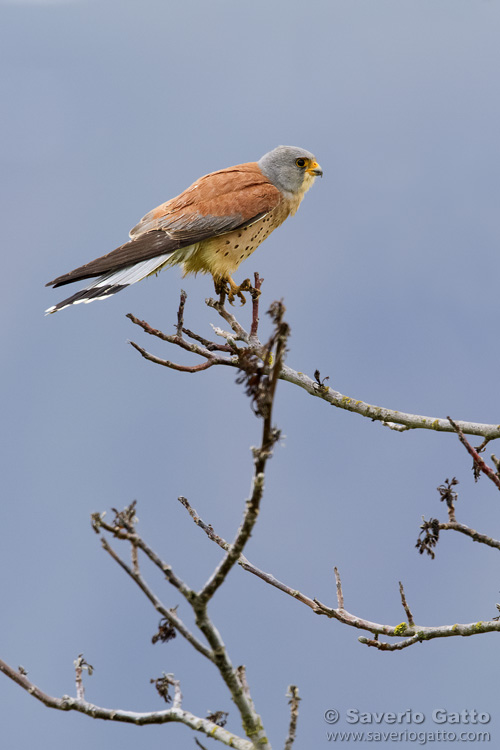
[250,286,261,302]
[224,278,253,306]
[226,278,261,306]
[226,289,246,306]
[239,278,252,293]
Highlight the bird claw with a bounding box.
[217,278,259,306]
[230,278,252,306]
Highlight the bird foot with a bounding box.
[228,278,252,306]
[215,278,260,306]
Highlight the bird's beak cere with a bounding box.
[307,161,323,177]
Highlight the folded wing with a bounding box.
[45,162,282,313]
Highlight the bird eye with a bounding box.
[295,158,307,168]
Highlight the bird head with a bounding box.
[258,145,323,196]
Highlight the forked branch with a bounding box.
[178,496,500,652]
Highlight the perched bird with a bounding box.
[45,145,322,314]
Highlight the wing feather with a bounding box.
[129,163,281,240]
[44,254,175,314]
[47,231,180,287]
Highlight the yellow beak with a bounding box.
[307,160,323,177]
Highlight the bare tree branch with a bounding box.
[6,284,500,748]
[80,304,292,748]
[0,659,251,747]
[93,506,272,746]
[56,310,290,749]
[126,291,500,439]
[178,497,500,650]
[279,368,500,438]
[439,521,500,550]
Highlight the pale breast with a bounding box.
[180,203,290,281]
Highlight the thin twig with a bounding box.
[172,676,183,711]
[284,685,301,750]
[176,290,187,337]
[448,417,500,489]
[475,436,492,454]
[94,512,197,601]
[129,341,216,372]
[250,273,264,340]
[131,541,139,574]
[100,537,213,661]
[74,654,91,701]
[205,299,251,344]
[398,582,415,627]
[182,328,233,352]
[359,635,423,651]
[334,567,344,609]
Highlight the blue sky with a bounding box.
[2,1,500,747]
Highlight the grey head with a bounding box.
[258,145,323,194]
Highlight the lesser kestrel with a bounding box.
[46,145,322,313]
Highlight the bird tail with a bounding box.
[45,254,173,314]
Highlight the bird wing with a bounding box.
[129,163,281,239]
[46,163,281,288]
